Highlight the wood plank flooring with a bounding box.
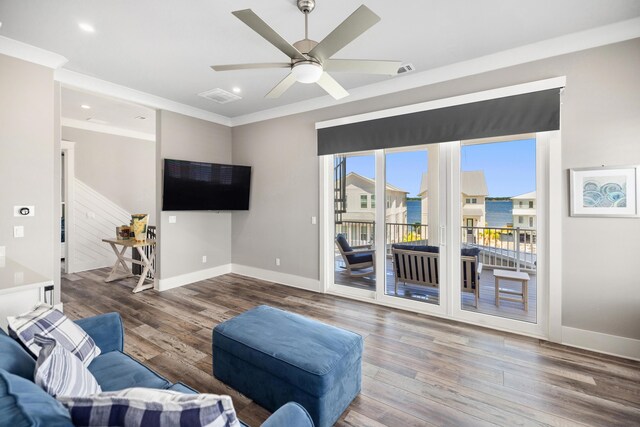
[61,268,640,427]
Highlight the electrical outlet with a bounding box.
[275,258,280,266]
[311,216,317,225]
[169,215,176,224]
[202,255,207,263]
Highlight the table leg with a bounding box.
[132,246,154,293]
[524,280,529,312]
[495,276,499,307]
[105,243,134,282]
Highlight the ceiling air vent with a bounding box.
[397,63,416,74]
[198,88,242,104]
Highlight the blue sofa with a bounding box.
[0,312,313,427]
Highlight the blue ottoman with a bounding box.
[213,305,363,427]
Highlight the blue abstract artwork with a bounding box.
[582,176,627,208]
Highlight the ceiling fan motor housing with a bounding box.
[297,0,315,14]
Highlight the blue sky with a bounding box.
[345,138,536,197]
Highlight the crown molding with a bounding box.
[54,69,232,127]
[61,117,155,142]
[229,16,640,127]
[0,36,68,69]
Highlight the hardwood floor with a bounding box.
[61,268,640,427]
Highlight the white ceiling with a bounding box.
[1,0,640,119]
[61,87,156,134]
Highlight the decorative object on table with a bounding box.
[569,165,639,217]
[130,214,149,242]
[116,225,131,240]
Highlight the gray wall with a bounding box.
[61,126,156,224]
[231,38,640,340]
[156,110,232,280]
[0,54,56,284]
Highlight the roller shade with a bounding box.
[317,88,560,155]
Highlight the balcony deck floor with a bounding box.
[335,256,537,323]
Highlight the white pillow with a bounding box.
[34,334,102,398]
[58,387,241,427]
[8,303,100,366]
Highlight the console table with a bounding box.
[0,257,53,331]
[102,238,156,293]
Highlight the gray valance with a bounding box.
[317,88,560,155]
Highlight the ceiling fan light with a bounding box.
[292,61,323,83]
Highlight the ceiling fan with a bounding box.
[211,0,402,100]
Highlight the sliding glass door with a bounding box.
[324,133,549,337]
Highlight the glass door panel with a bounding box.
[333,153,377,289]
[384,149,439,304]
[459,138,537,323]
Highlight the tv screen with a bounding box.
[162,159,251,211]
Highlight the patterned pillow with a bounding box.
[58,387,241,427]
[7,303,101,366]
[34,335,102,398]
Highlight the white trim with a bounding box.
[316,77,566,130]
[234,17,638,127]
[61,117,155,142]
[0,36,68,69]
[231,264,321,292]
[547,131,563,342]
[61,141,76,274]
[157,263,232,291]
[54,69,232,127]
[562,326,640,362]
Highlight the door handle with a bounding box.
[440,225,446,246]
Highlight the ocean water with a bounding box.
[407,199,421,224]
[405,199,513,227]
[485,200,512,227]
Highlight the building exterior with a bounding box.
[336,172,407,245]
[512,191,537,229]
[418,170,489,227]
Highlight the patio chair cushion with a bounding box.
[461,247,481,257]
[348,253,373,265]
[392,244,440,253]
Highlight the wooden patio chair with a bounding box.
[335,234,376,278]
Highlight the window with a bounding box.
[529,200,534,208]
[519,215,524,224]
[472,198,477,204]
[386,196,391,208]
[519,201,524,208]
[360,195,367,208]
[529,217,533,227]
[465,198,471,204]
[371,195,375,208]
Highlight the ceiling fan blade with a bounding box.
[232,9,305,60]
[324,59,402,75]
[211,63,291,72]
[265,73,297,98]
[308,5,380,63]
[316,73,349,100]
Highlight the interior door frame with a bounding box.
[61,140,75,274]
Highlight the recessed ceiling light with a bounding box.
[81,104,91,109]
[135,116,147,120]
[232,87,241,94]
[78,22,95,33]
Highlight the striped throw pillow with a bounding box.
[7,303,101,366]
[58,388,241,427]
[34,335,101,398]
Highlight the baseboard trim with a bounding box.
[157,264,232,292]
[562,326,640,361]
[231,264,321,293]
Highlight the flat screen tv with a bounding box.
[162,159,251,211]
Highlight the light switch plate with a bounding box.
[169,216,176,224]
[13,226,24,238]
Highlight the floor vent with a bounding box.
[198,88,242,104]
[397,63,416,74]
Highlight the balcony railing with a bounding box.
[336,221,536,272]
